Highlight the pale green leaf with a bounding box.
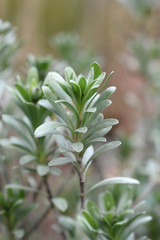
[52,197,68,212]
[87,141,121,163]
[19,155,37,165]
[48,157,73,167]
[89,177,140,192]
[75,127,88,133]
[37,165,49,176]
[71,142,84,152]
[34,121,65,138]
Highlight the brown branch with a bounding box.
[43,176,67,240]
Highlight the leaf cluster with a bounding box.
[78,188,152,240]
[35,62,120,177]
[0,188,36,239]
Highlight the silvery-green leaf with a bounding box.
[87,141,121,164]
[34,121,65,138]
[49,167,61,176]
[89,177,140,192]
[52,197,68,212]
[5,184,46,195]
[48,157,73,167]
[37,165,49,176]
[71,142,84,153]
[82,146,94,168]
[19,155,36,165]
[75,127,88,133]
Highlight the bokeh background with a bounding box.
[1,0,160,239]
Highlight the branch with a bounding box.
[43,176,67,240]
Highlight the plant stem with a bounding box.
[78,155,85,210]
[43,176,67,240]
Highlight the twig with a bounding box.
[77,155,85,210]
[43,176,67,240]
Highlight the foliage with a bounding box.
[0,19,18,75]
[0,188,36,240]
[79,188,151,240]
[0,18,152,240]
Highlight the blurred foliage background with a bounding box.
[1,0,160,239]
[0,0,160,132]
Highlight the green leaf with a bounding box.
[55,100,79,124]
[52,197,68,212]
[42,86,71,126]
[87,141,121,163]
[15,83,32,102]
[82,210,99,230]
[70,80,82,103]
[2,114,34,141]
[90,62,102,79]
[19,155,36,165]
[86,201,100,219]
[27,66,39,84]
[78,76,87,92]
[64,66,77,83]
[104,191,115,211]
[82,145,94,168]
[84,100,112,127]
[34,121,65,138]
[124,216,152,238]
[37,165,49,176]
[38,99,54,112]
[46,72,73,99]
[95,86,116,106]
[82,85,99,107]
[71,142,84,152]
[59,216,76,236]
[75,127,88,133]
[98,71,114,93]
[48,157,74,167]
[49,167,62,176]
[89,177,140,192]
[5,184,46,195]
[84,107,97,113]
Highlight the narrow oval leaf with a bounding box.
[82,210,99,230]
[5,184,46,195]
[34,121,65,138]
[19,155,36,165]
[37,165,49,176]
[75,127,88,133]
[48,157,73,167]
[89,177,140,193]
[52,197,68,212]
[71,142,84,153]
[85,107,97,113]
[90,62,101,79]
[78,76,87,92]
[55,100,79,123]
[88,141,121,163]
